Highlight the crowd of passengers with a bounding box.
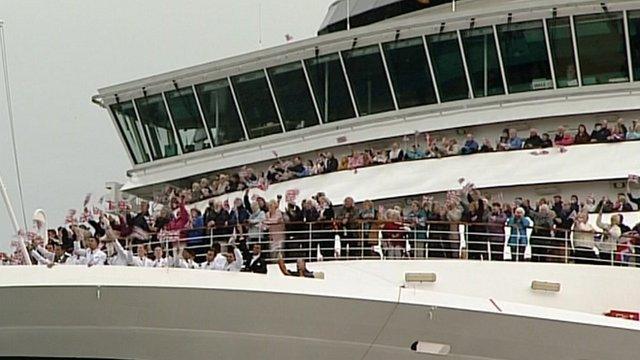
[183,118,640,204]
[2,177,640,269]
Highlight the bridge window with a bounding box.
[195,79,246,147]
[498,20,553,93]
[165,87,210,154]
[267,61,319,130]
[461,26,505,97]
[575,12,629,85]
[547,17,579,88]
[135,94,179,160]
[342,45,395,115]
[426,32,470,102]
[231,70,283,139]
[110,101,149,164]
[305,53,357,122]
[628,11,640,81]
[382,37,437,108]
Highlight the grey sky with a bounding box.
[0,0,334,250]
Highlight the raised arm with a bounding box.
[277,258,291,276]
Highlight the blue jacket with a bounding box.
[507,216,532,246]
[461,139,479,154]
[508,137,524,150]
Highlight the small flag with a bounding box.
[334,235,341,258]
[316,244,323,261]
[83,193,92,207]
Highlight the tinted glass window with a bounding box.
[630,11,640,80]
[231,70,283,139]
[342,45,395,115]
[110,101,149,164]
[547,17,579,88]
[426,32,469,102]
[461,26,505,97]
[575,12,629,85]
[498,21,553,93]
[195,79,245,147]
[135,95,179,160]
[165,87,210,153]
[382,37,437,108]
[267,62,319,131]
[305,53,356,122]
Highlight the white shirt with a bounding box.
[73,241,106,266]
[174,258,199,269]
[200,260,216,270]
[108,241,133,266]
[225,248,244,272]
[31,249,51,265]
[151,257,169,268]
[132,256,154,267]
[212,253,228,270]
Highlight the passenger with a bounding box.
[506,207,532,261]
[132,244,153,267]
[243,244,267,274]
[278,258,314,278]
[460,133,479,155]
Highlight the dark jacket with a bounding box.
[244,253,267,274]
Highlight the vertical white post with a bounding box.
[492,24,509,94]
[338,51,359,117]
[422,36,441,103]
[542,19,558,89]
[346,0,351,30]
[569,16,583,87]
[457,30,475,99]
[264,68,286,132]
[191,84,214,148]
[623,10,634,82]
[378,43,399,110]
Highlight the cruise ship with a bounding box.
[2,0,640,359]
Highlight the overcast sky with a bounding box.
[0,0,335,250]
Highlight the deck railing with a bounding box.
[127,220,639,267]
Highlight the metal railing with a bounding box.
[126,220,639,268]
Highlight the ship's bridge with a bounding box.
[95,0,640,195]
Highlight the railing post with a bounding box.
[564,230,569,264]
[360,222,365,259]
[307,222,312,262]
[413,227,417,259]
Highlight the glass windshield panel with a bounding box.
[461,26,505,97]
[342,45,395,116]
[630,11,640,81]
[575,12,629,85]
[547,17,578,88]
[305,53,356,122]
[231,70,282,139]
[497,20,553,93]
[110,101,149,164]
[426,32,469,102]
[267,62,319,131]
[195,79,245,147]
[382,37,437,108]
[165,87,210,153]
[135,94,179,160]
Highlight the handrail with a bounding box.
[115,219,639,268]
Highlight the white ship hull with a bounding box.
[1,261,638,359]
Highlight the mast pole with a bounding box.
[0,173,31,265]
[0,174,19,233]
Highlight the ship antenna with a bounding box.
[0,21,28,230]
